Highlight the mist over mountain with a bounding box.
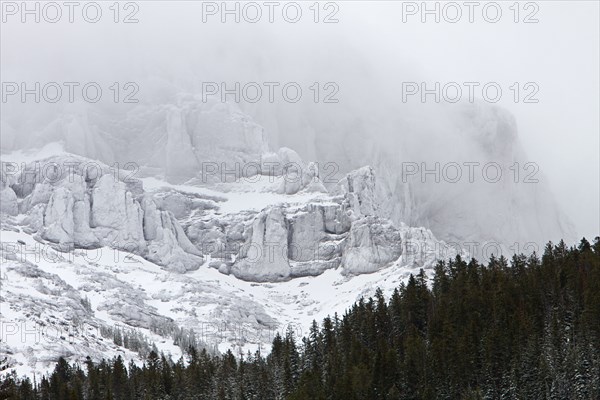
[0,1,596,383]
[1,7,579,251]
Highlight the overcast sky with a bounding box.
[1,1,598,240]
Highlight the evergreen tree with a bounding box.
[2,237,599,400]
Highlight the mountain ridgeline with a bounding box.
[2,237,599,400]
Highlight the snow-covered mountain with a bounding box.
[0,98,571,377]
[0,152,458,377]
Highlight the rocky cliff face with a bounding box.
[2,148,456,285]
[1,155,203,272]
[201,165,431,281]
[0,99,573,253]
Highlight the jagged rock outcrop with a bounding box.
[153,190,218,219]
[341,216,403,275]
[228,166,405,281]
[286,203,347,277]
[1,152,460,282]
[186,213,249,263]
[88,174,146,249]
[335,165,378,217]
[1,155,203,272]
[232,206,291,282]
[140,196,203,273]
[1,182,19,216]
[270,148,327,195]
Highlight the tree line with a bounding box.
[1,237,599,399]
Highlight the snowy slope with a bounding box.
[1,215,456,378]
[1,147,462,378]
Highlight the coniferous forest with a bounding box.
[1,238,599,400]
